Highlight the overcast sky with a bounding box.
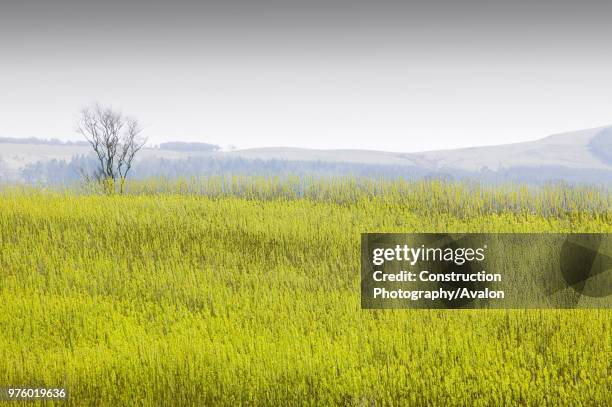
[1,0,612,152]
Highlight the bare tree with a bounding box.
[76,104,146,193]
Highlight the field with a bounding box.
[0,178,611,405]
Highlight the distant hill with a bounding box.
[222,126,612,172]
[2,126,612,184]
[0,137,89,146]
[589,128,612,165]
[406,126,612,171]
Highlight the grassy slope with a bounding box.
[0,186,610,405]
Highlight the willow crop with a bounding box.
[0,178,610,405]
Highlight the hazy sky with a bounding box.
[1,0,612,152]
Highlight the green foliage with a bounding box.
[0,179,610,405]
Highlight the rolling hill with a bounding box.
[1,125,612,184]
[222,126,612,171]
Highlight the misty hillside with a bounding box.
[223,126,612,171]
[407,126,612,171]
[1,126,612,184]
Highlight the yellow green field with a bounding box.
[0,179,610,405]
